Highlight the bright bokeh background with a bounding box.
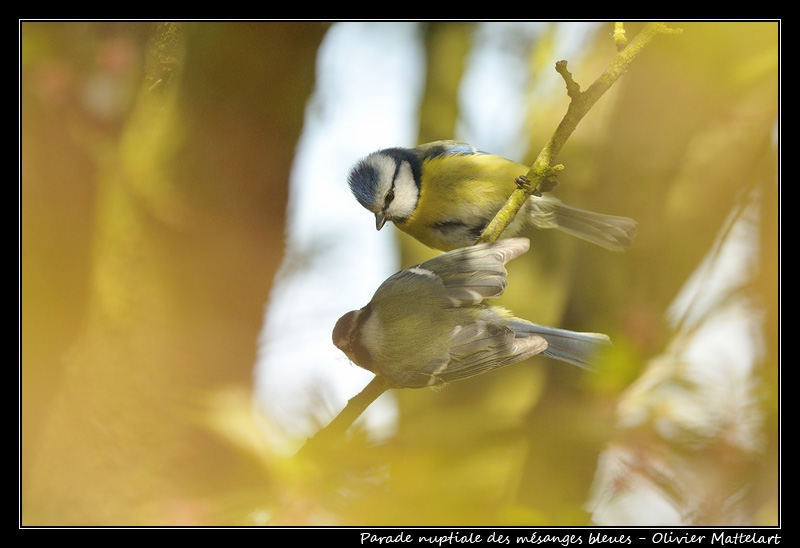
[20,21,779,527]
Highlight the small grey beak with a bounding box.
[375,212,387,230]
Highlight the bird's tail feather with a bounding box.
[527,196,637,251]
[508,321,611,369]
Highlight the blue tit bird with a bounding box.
[347,140,637,252]
[332,237,611,389]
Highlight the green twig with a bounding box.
[613,22,628,51]
[477,22,681,245]
[297,375,396,457]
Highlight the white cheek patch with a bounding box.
[358,308,385,352]
[387,161,419,220]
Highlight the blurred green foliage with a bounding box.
[21,21,778,526]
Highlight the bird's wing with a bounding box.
[416,237,530,306]
[414,140,480,160]
[416,319,548,386]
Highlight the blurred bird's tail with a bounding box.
[527,196,637,252]
[508,321,611,369]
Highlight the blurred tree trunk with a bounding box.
[22,22,327,525]
[417,22,474,145]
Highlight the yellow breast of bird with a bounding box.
[395,153,528,250]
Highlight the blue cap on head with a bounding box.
[348,159,381,209]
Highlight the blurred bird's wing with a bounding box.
[416,237,530,306]
[416,320,548,386]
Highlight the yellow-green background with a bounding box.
[20,21,779,526]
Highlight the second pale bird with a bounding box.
[348,140,637,251]
[332,238,610,388]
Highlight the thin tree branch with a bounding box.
[297,375,396,457]
[477,22,681,245]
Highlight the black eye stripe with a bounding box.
[391,159,403,184]
[386,160,405,204]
